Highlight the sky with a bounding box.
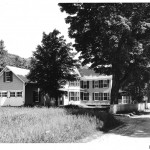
[0,0,142,59]
[0,0,75,58]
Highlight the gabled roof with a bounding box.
[78,68,112,80]
[78,68,100,77]
[0,65,30,83]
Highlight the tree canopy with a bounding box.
[59,3,150,104]
[0,40,6,68]
[27,29,78,105]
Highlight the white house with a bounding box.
[59,67,132,106]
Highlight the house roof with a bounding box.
[78,68,100,77]
[4,66,30,83]
[78,68,112,80]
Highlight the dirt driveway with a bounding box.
[87,114,150,150]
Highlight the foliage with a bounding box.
[0,107,119,143]
[122,66,150,102]
[14,56,28,69]
[0,40,6,68]
[0,40,30,69]
[27,29,78,104]
[59,3,150,104]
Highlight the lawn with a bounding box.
[0,106,120,143]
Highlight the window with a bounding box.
[94,81,99,88]
[94,92,110,101]
[4,71,12,82]
[10,92,16,97]
[122,96,130,104]
[16,92,22,97]
[104,80,109,88]
[83,93,89,101]
[0,92,1,97]
[69,92,79,101]
[81,81,89,89]
[69,81,75,86]
[98,80,109,88]
[69,81,80,86]
[2,92,7,97]
[83,81,87,88]
[94,93,100,101]
[104,93,110,100]
[83,81,88,88]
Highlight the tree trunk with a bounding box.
[110,75,120,104]
[147,83,150,103]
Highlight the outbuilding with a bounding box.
[0,65,40,106]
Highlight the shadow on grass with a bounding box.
[134,111,150,115]
[63,105,122,132]
[63,105,150,138]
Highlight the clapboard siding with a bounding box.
[0,72,23,90]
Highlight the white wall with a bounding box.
[109,103,146,114]
[0,97,24,106]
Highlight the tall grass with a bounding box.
[0,107,119,143]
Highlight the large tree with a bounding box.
[121,62,150,102]
[27,29,78,105]
[59,3,150,104]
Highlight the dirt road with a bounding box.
[88,114,150,150]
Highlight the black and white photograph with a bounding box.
[0,0,150,149]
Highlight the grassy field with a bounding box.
[0,106,120,143]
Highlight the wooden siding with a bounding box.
[80,80,111,105]
[0,72,23,90]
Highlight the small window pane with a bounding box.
[69,81,79,87]
[69,92,79,101]
[84,93,89,101]
[2,92,7,97]
[70,92,74,96]
[104,93,109,100]
[10,92,15,97]
[17,92,22,97]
